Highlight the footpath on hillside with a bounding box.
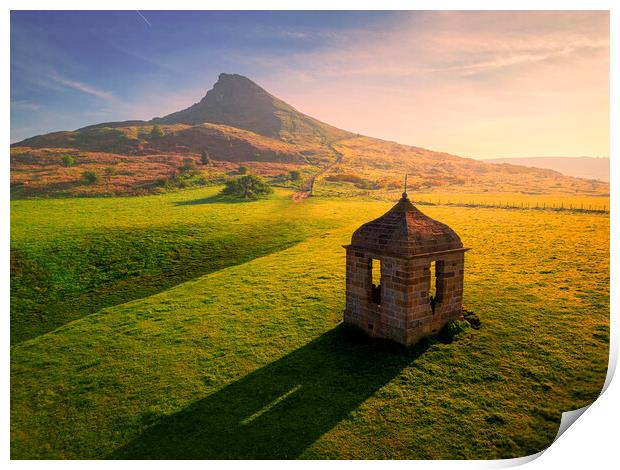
[292,140,346,202]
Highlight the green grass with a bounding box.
[10,187,362,344]
[10,190,609,459]
[314,180,610,212]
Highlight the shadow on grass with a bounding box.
[10,179,85,199]
[174,194,250,206]
[111,324,430,459]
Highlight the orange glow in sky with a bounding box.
[263,11,610,159]
[12,11,609,159]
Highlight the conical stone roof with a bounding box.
[350,193,463,258]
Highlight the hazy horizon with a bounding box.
[477,155,610,160]
[11,11,609,159]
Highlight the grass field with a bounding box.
[10,187,609,459]
[10,188,362,344]
[315,181,610,212]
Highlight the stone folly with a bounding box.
[343,192,469,346]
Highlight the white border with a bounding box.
[3,1,617,467]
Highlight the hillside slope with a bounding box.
[324,137,608,195]
[16,73,352,153]
[485,157,610,182]
[16,123,314,162]
[10,73,610,198]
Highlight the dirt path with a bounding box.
[291,141,345,202]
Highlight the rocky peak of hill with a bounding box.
[153,73,283,137]
[153,73,352,145]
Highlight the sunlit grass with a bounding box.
[10,187,371,344]
[10,190,609,459]
[315,181,609,211]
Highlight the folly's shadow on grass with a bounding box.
[174,193,250,206]
[111,324,430,459]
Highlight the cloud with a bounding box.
[253,11,609,158]
[239,11,608,83]
[11,100,42,112]
[425,40,609,76]
[47,71,118,103]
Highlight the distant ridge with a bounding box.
[485,157,609,182]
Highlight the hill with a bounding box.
[484,157,610,182]
[324,137,608,196]
[10,73,610,198]
[153,73,352,146]
[15,73,352,155]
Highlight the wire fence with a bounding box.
[411,198,608,214]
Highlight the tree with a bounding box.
[62,155,75,167]
[81,170,99,184]
[179,157,199,176]
[150,125,164,140]
[289,170,301,181]
[220,175,273,200]
[200,151,211,165]
[238,165,249,175]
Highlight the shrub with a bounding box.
[104,167,116,177]
[150,125,164,140]
[179,157,199,176]
[355,179,380,190]
[155,177,169,188]
[289,170,301,181]
[238,165,249,175]
[485,414,506,425]
[325,173,365,185]
[437,320,470,344]
[156,171,226,191]
[61,155,75,167]
[220,174,273,200]
[200,151,211,165]
[81,170,99,184]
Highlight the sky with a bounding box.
[10,10,609,159]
